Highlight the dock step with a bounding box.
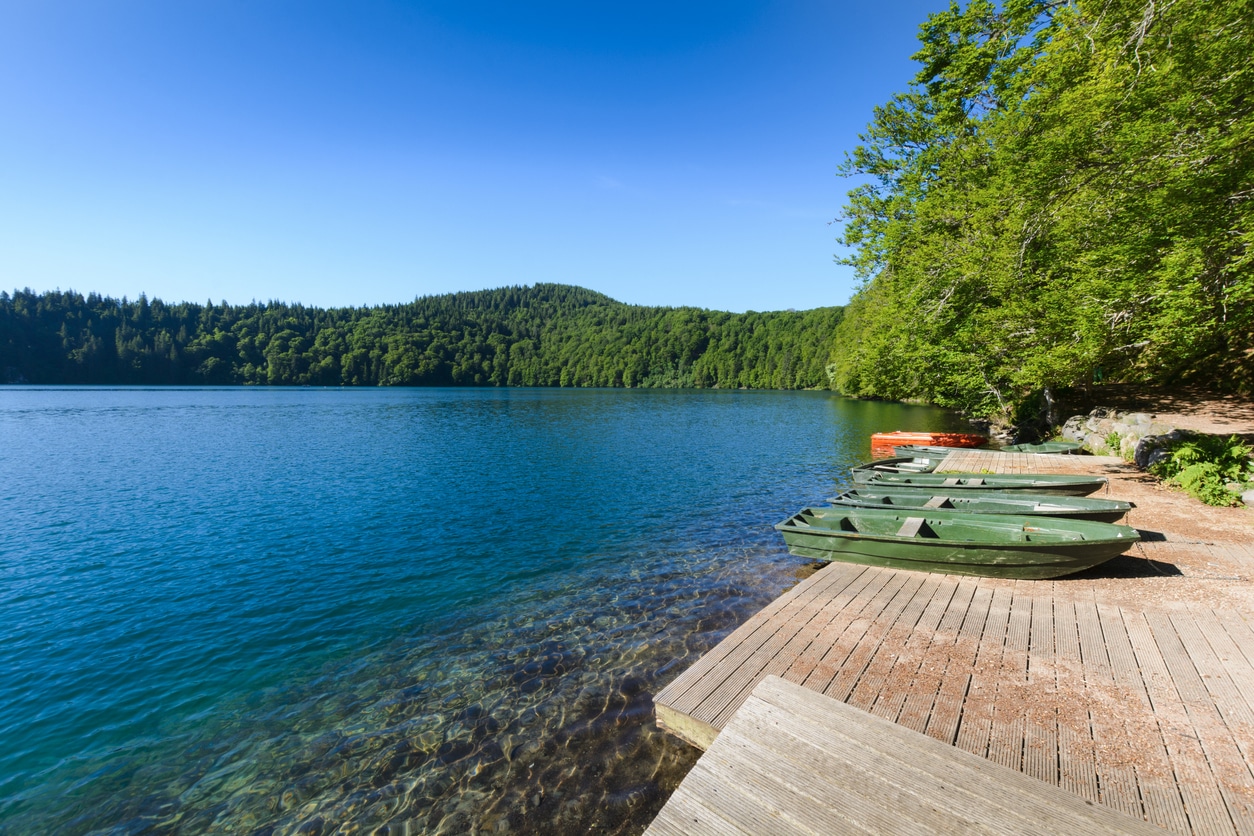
[647,676,1165,835]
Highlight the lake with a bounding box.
[0,387,969,834]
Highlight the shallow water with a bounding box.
[0,387,968,834]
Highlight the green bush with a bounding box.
[1104,431,1122,456]
[1148,435,1254,506]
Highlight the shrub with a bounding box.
[1148,435,1254,506]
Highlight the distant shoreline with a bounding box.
[2,284,842,389]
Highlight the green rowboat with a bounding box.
[1001,441,1084,455]
[825,490,1132,523]
[854,470,1107,496]
[775,507,1139,579]
[892,444,962,458]
[850,456,943,479]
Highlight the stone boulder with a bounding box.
[1133,429,1193,469]
[1060,407,1180,460]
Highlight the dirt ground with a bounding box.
[1058,384,1254,436]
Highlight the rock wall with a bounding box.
[1061,408,1254,506]
[1058,408,1191,467]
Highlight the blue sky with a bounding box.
[1,1,946,312]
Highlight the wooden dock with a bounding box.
[652,451,1254,834]
[941,448,1127,474]
[647,675,1167,835]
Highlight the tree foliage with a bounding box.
[0,284,841,389]
[831,0,1254,421]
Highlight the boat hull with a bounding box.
[871,431,987,457]
[775,508,1139,579]
[825,490,1132,523]
[856,471,1107,496]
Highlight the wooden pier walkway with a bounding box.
[941,448,1127,474]
[652,451,1254,834]
[647,676,1166,835]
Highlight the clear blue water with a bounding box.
[0,387,969,834]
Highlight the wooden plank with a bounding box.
[734,688,1007,832]
[654,701,721,752]
[987,582,1032,774]
[922,583,995,745]
[646,784,758,836]
[778,569,912,694]
[667,762,812,836]
[651,676,1166,836]
[1023,585,1058,786]
[665,563,868,718]
[860,578,960,723]
[1052,596,1101,805]
[1146,611,1254,832]
[1124,609,1237,835]
[891,580,980,734]
[657,563,863,713]
[700,728,942,836]
[953,585,1013,759]
[697,566,897,732]
[1212,609,1254,690]
[936,450,1124,475]
[1190,608,1254,722]
[763,566,898,686]
[1168,611,1254,772]
[1098,603,1192,835]
[739,685,1108,833]
[714,567,893,684]
[1074,595,1144,819]
[822,573,937,702]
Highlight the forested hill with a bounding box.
[830,0,1253,422]
[0,284,842,389]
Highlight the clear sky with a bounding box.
[1,1,946,312]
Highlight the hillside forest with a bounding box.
[0,285,840,390]
[6,1,1250,414]
[830,0,1253,422]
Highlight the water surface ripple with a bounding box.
[0,387,967,834]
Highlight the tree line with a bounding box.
[830,0,1253,423]
[0,284,842,390]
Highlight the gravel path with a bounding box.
[1059,385,1254,436]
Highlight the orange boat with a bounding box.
[870,430,987,458]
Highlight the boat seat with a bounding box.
[923,496,949,509]
[942,478,961,486]
[897,517,927,538]
[968,478,985,486]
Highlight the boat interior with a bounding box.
[794,511,1089,543]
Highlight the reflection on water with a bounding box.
[0,388,967,834]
